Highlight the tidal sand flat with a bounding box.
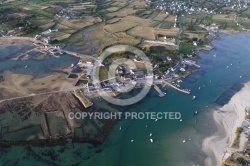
[203,82,250,166]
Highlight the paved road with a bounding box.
[1,36,95,60]
[176,14,182,51]
[0,87,83,103]
[144,40,176,46]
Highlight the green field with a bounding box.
[161,21,172,29]
[179,42,196,54]
[149,20,161,27]
[74,89,93,108]
[96,66,108,81]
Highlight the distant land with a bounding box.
[0,0,250,166]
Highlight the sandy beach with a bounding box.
[203,82,250,166]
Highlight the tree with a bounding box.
[220,22,228,29]
[186,24,196,31]
[144,47,151,55]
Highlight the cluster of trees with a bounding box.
[186,23,196,31]
[103,52,132,65]
[202,15,213,26]
[157,61,174,74]
[135,10,145,16]
[219,21,228,29]
[0,6,40,35]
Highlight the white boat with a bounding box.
[131,140,134,142]
[155,119,158,122]
[24,65,28,68]
[71,64,74,68]
[77,60,83,65]
[150,139,154,143]
[180,67,185,72]
[183,139,186,143]
[12,57,19,60]
[213,54,217,57]
[150,133,152,137]
[227,66,229,68]
[119,126,122,130]
[180,119,182,122]
[192,96,196,101]
[198,87,201,90]
[240,76,242,78]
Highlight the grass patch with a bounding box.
[231,127,243,148]
[95,66,108,81]
[30,8,54,19]
[21,28,43,37]
[80,75,88,80]
[73,41,86,47]
[149,20,161,27]
[179,42,196,54]
[74,89,93,108]
[161,21,172,29]
[213,19,241,31]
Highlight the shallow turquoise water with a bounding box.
[82,33,250,166]
[1,33,250,166]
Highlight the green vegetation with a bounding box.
[237,17,250,29]
[181,12,248,32]
[179,42,196,54]
[149,21,161,27]
[162,21,172,29]
[0,0,98,46]
[96,66,108,81]
[231,127,243,148]
[144,47,151,55]
[223,151,250,166]
[74,89,93,108]
[103,52,132,64]
[158,62,173,73]
[79,74,88,80]
[30,8,54,19]
[73,41,86,47]
[213,19,240,31]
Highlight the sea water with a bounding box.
[0,44,79,77]
[1,33,250,166]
